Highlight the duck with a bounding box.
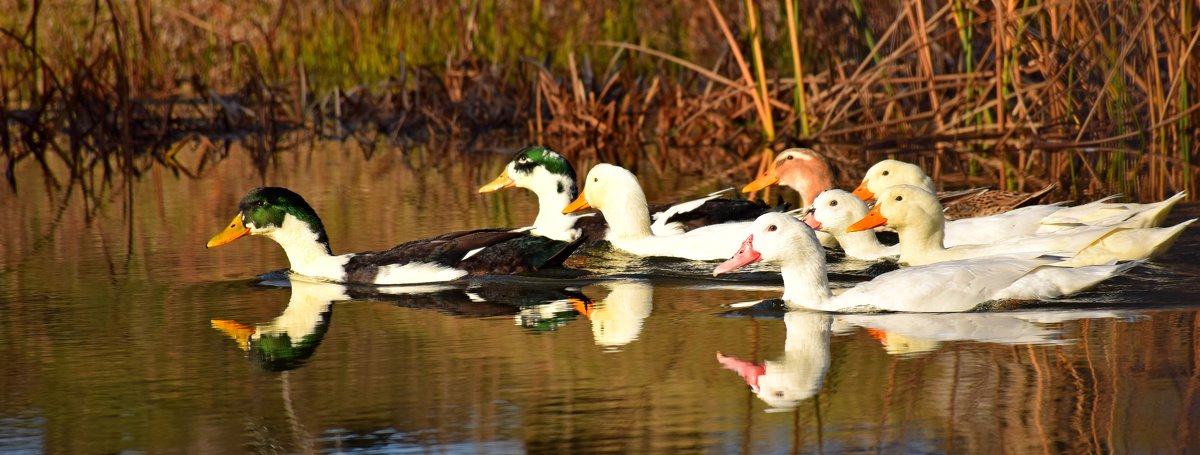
[480,146,774,242]
[207,187,582,285]
[560,163,764,261]
[847,185,1195,267]
[739,148,840,247]
[712,212,1137,312]
[803,189,898,261]
[852,159,1187,232]
[851,159,1056,220]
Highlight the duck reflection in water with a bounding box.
[211,279,349,372]
[212,277,601,371]
[717,309,1134,409]
[571,280,654,350]
[717,311,832,411]
[841,309,1131,356]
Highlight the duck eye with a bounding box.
[829,200,838,207]
[593,177,598,183]
[786,155,794,160]
[766,224,777,232]
[895,195,903,201]
[882,170,890,176]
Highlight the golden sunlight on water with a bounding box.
[1,141,1199,453]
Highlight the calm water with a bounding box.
[2,142,1200,453]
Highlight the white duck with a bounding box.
[848,185,1195,267]
[563,163,757,261]
[803,189,898,261]
[713,213,1136,312]
[853,159,1187,234]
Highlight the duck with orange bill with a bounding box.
[712,212,1137,312]
[852,159,1187,233]
[480,146,774,242]
[207,187,582,285]
[847,184,1195,267]
[561,163,775,261]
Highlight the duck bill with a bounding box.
[478,170,516,193]
[562,192,591,214]
[211,319,255,351]
[847,205,887,232]
[713,235,762,276]
[851,181,875,200]
[207,213,251,248]
[569,297,593,319]
[742,165,780,193]
[802,212,822,230]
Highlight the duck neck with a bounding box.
[779,250,835,310]
[264,215,343,279]
[896,217,947,264]
[531,176,582,240]
[602,188,653,241]
[792,176,834,209]
[832,227,891,259]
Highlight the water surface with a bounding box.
[2,142,1199,453]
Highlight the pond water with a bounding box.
[2,142,1199,453]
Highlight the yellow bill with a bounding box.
[562,193,591,214]
[478,170,516,193]
[207,213,250,248]
[742,164,780,193]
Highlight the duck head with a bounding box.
[713,212,821,275]
[563,163,644,214]
[743,148,834,207]
[479,146,579,199]
[852,159,936,201]
[207,187,331,254]
[806,189,871,233]
[847,184,943,233]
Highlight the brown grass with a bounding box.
[1,0,1198,201]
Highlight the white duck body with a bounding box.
[713,213,1135,313]
[567,164,754,261]
[856,160,1187,236]
[855,185,1195,267]
[1035,191,1188,233]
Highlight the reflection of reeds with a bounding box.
[1,1,1197,201]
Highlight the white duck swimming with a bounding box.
[848,185,1195,267]
[853,159,1187,233]
[713,213,1136,312]
[562,163,759,261]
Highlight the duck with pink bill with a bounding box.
[712,212,1137,312]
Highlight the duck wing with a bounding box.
[457,234,586,275]
[660,198,776,232]
[343,228,526,282]
[943,184,1056,220]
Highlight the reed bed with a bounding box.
[1,0,1197,201]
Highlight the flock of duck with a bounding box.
[207,146,1194,313]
